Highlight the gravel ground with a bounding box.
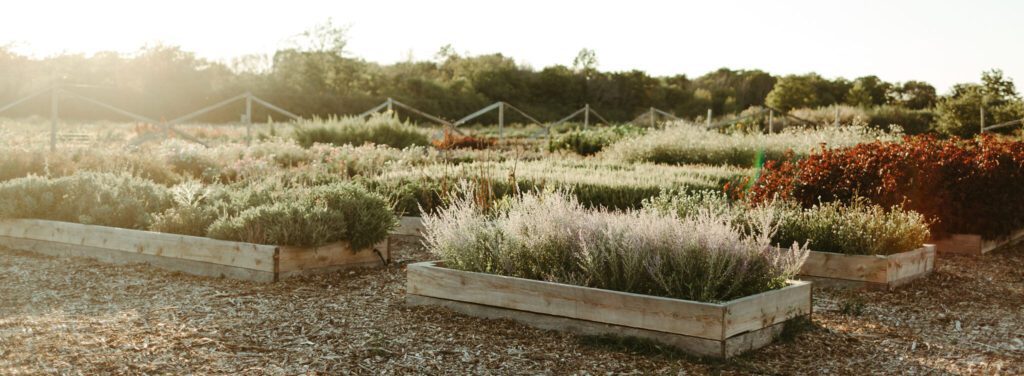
[1,238,1022,375]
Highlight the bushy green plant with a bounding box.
[149,181,225,236]
[548,125,645,155]
[866,106,934,134]
[771,200,929,255]
[0,172,173,229]
[646,192,930,255]
[207,182,396,248]
[373,160,749,214]
[423,189,808,303]
[292,114,430,149]
[602,123,896,167]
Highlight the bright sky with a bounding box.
[2,0,1021,93]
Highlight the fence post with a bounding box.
[498,101,504,140]
[387,97,394,113]
[583,103,590,129]
[980,105,985,133]
[768,109,774,134]
[244,93,253,145]
[50,88,58,152]
[834,107,840,126]
[650,107,655,128]
[706,109,712,128]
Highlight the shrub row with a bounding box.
[0,172,395,248]
[368,160,750,215]
[601,124,896,167]
[547,125,645,155]
[292,114,430,149]
[749,135,1024,238]
[645,192,930,255]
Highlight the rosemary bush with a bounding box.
[423,189,808,303]
[205,182,396,248]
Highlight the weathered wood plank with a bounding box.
[407,261,726,340]
[277,239,388,277]
[886,245,936,285]
[0,219,277,271]
[932,234,982,255]
[800,251,888,283]
[0,236,276,282]
[723,281,811,338]
[798,246,934,290]
[406,294,728,358]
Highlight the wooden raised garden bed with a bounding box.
[406,261,812,359]
[931,228,1024,255]
[0,219,389,283]
[798,245,935,290]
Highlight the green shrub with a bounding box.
[423,189,808,303]
[602,124,895,167]
[645,191,930,255]
[150,181,224,236]
[772,200,930,255]
[207,182,396,248]
[292,114,430,149]
[548,125,645,155]
[0,147,184,185]
[372,160,749,215]
[866,106,934,134]
[0,172,173,229]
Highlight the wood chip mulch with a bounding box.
[1,238,1021,375]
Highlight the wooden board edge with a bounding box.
[722,280,812,339]
[0,219,278,271]
[406,261,728,340]
[0,236,275,283]
[406,294,729,359]
[800,250,888,283]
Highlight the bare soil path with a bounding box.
[1,238,1021,375]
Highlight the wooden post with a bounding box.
[650,107,656,128]
[706,109,712,128]
[498,101,504,140]
[583,104,590,129]
[244,93,253,145]
[50,88,58,152]
[768,109,774,134]
[834,107,840,126]
[387,97,394,113]
[980,105,985,133]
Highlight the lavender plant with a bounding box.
[423,188,808,303]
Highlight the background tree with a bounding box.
[935,70,1024,137]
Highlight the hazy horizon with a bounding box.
[3,0,1023,94]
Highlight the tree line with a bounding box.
[1,30,1020,137]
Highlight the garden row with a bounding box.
[4,128,1024,359]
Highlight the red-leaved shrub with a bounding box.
[432,130,497,150]
[750,135,1024,238]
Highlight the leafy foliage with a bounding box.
[602,123,895,167]
[749,135,1024,238]
[548,125,645,155]
[646,192,929,255]
[206,182,395,248]
[292,114,430,149]
[0,172,173,229]
[423,189,808,303]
